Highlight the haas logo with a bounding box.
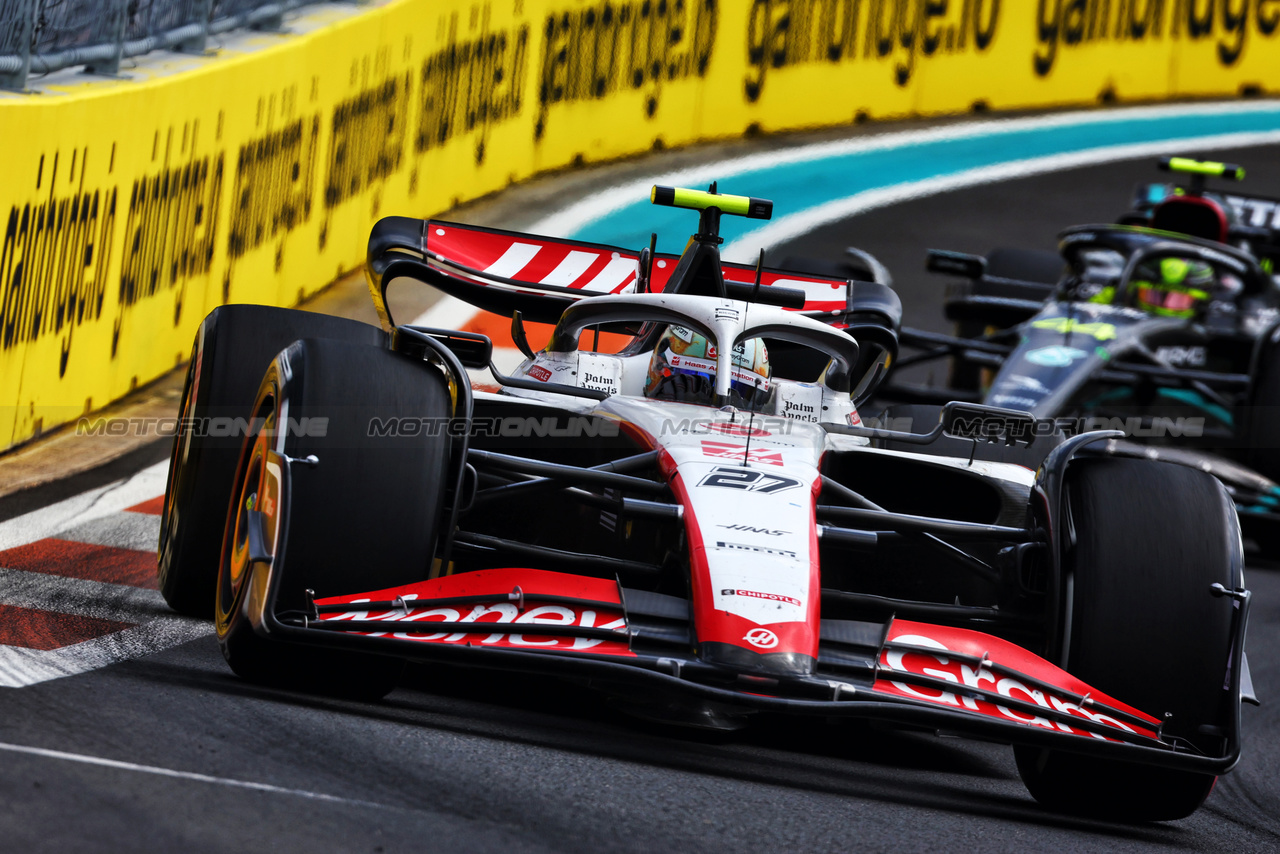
[744,628,779,649]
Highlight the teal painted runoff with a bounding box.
[570,106,1280,251]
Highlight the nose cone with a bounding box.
[700,640,816,677]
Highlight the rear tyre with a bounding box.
[158,306,384,617]
[215,338,452,701]
[949,248,1062,391]
[983,247,1063,285]
[1015,458,1239,821]
[1241,328,1280,555]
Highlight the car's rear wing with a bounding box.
[365,216,902,330]
[1127,183,1280,268]
[922,248,1056,328]
[1131,183,1280,227]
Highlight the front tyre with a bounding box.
[1015,458,1240,821]
[158,306,384,617]
[216,338,453,700]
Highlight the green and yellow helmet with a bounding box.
[1131,256,1216,318]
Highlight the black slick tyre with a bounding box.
[215,338,452,701]
[158,306,385,617]
[1241,326,1280,555]
[983,247,1063,286]
[949,248,1061,391]
[1015,458,1240,821]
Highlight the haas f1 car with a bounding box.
[159,186,1254,821]
[885,159,1280,552]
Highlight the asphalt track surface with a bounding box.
[2,145,1280,853]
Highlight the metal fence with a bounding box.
[0,0,347,90]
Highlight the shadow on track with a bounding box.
[115,651,1197,847]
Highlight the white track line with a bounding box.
[722,128,1280,263]
[530,101,1280,239]
[0,461,168,551]
[0,741,389,808]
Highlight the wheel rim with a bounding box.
[216,395,279,637]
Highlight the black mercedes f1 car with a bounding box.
[881,159,1280,553]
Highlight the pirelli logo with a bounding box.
[716,541,797,559]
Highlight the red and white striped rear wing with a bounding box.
[365,216,881,328]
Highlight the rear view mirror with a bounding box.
[927,249,986,280]
[394,326,494,369]
[941,402,1041,447]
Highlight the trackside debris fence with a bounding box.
[0,0,346,90]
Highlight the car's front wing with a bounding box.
[239,563,1248,776]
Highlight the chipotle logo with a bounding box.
[722,588,801,607]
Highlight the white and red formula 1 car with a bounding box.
[159,186,1254,821]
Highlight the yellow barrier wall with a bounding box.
[1,0,1276,450]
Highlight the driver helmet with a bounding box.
[643,325,771,409]
[1131,257,1215,318]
